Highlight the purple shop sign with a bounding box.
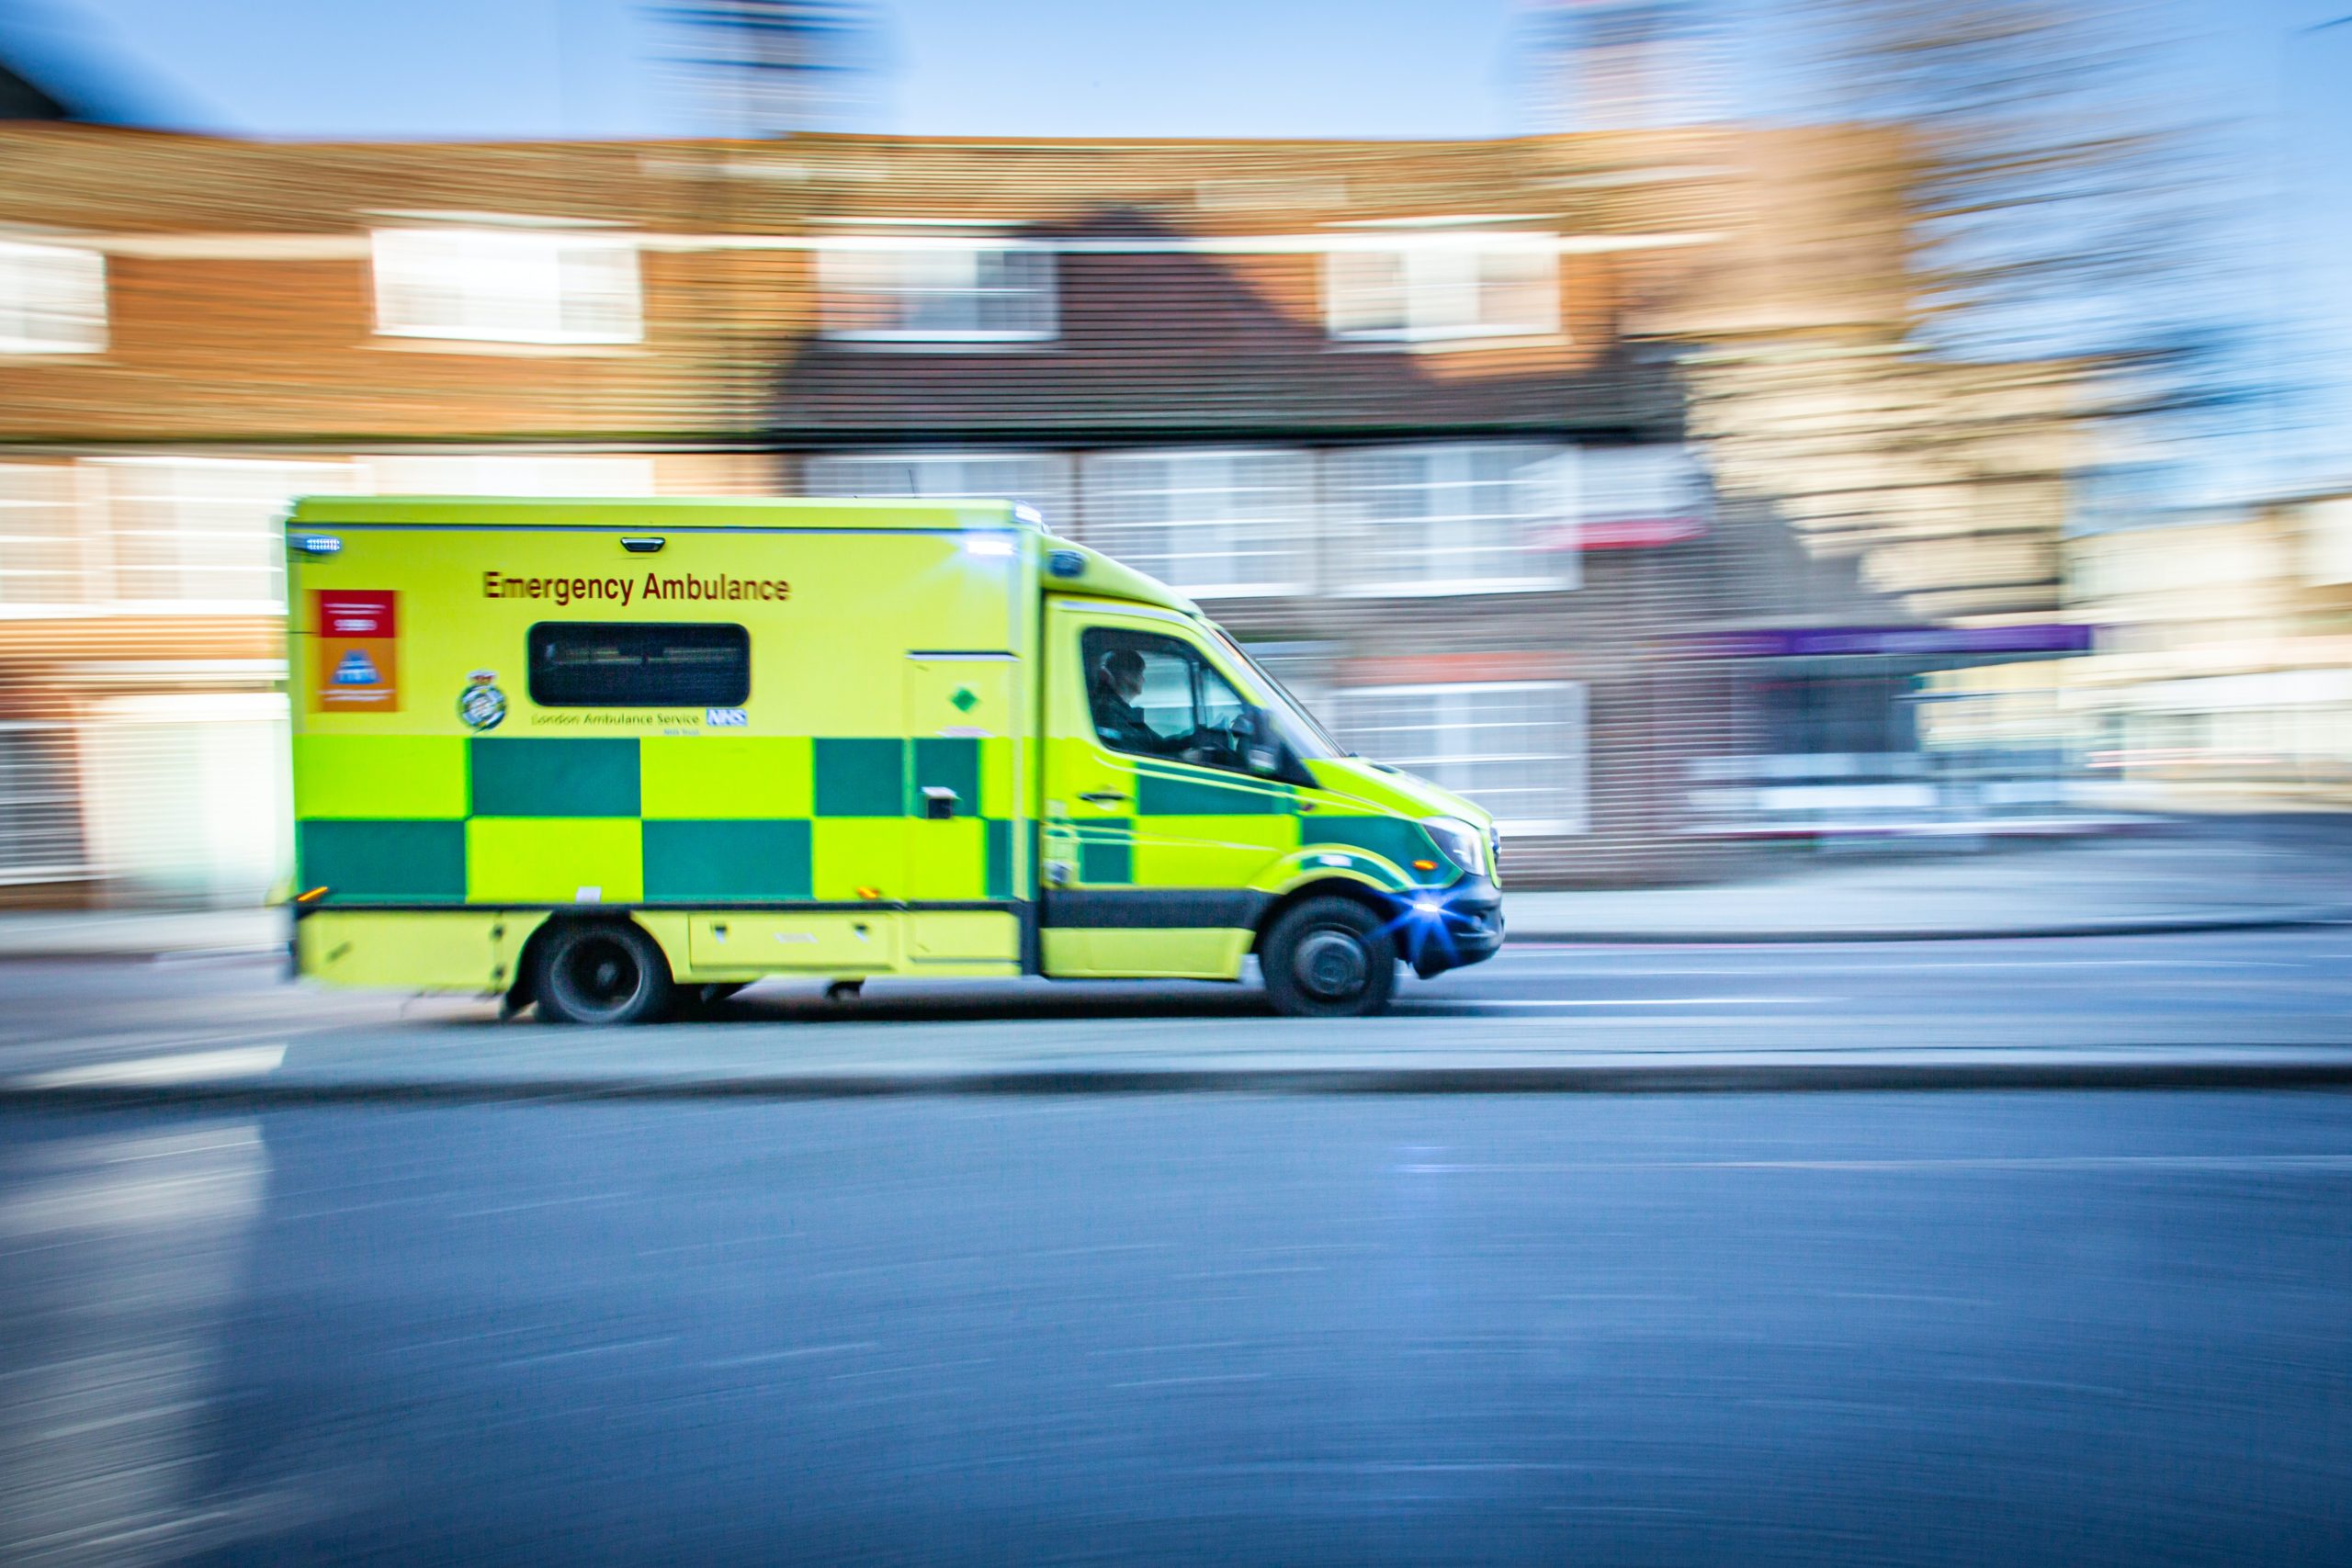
[1679,625,2098,660]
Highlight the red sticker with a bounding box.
[311,590,399,712]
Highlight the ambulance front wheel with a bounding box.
[534,920,675,1026]
[1261,896,1397,1019]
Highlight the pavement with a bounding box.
[4,818,2346,964]
[4,929,2349,1100]
[7,1090,2350,1565]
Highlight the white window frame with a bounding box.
[802,450,1074,523]
[0,239,107,355]
[816,242,1057,344]
[1325,443,1578,597]
[1326,679,1589,836]
[1576,445,1711,533]
[0,720,90,886]
[0,464,89,611]
[370,227,643,345]
[1079,447,1315,600]
[1325,237,1559,344]
[90,457,359,615]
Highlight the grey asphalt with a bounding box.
[5,1091,2349,1565]
[4,929,2351,1098]
[6,821,2352,964]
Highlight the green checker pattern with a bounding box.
[296,737,1455,908]
[296,735,1017,907]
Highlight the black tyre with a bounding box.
[1261,896,1397,1018]
[534,920,674,1025]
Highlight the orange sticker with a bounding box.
[312,590,399,712]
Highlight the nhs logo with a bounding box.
[706,707,747,728]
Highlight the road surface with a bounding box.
[5,931,2349,1564]
[4,1090,2349,1565]
[3,929,2350,1090]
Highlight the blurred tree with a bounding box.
[653,0,886,136]
[1798,0,2253,434]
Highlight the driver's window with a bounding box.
[1081,626,1251,772]
[1131,648,1196,742]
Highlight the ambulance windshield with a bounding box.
[1206,626,1344,761]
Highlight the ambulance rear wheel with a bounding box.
[1262,897,1396,1018]
[535,920,674,1025]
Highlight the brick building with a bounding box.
[0,122,2074,902]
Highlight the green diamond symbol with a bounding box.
[950,686,979,713]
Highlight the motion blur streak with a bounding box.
[0,1124,271,1567]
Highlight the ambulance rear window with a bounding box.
[528,622,750,707]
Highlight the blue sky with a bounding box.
[8,0,1534,140]
[9,0,2323,144]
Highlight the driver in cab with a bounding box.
[1088,648,1170,756]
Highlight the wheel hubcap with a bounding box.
[567,940,639,1012]
[1295,929,1368,1000]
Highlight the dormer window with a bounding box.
[818,243,1056,343]
[1326,239,1558,344]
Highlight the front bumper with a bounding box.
[1393,874,1504,978]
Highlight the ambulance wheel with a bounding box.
[534,920,674,1025]
[1262,897,1396,1018]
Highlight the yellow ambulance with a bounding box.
[284,496,1502,1021]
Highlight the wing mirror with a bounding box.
[1246,707,1316,786]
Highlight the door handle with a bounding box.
[1078,790,1129,807]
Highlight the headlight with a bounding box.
[1419,816,1486,877]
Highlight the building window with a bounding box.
[1080,449,1314,599]
[1575,446,1712,545]
[1326,241,1557,343]
[1325,444,1577,596]
[93,457,356,610]
[77,692,292,906]
[1326,680,1589,835]
[0,239,106,354]
[528,622,752,708]
[371,228,642,344]
[802,451,1072,523]
[0,723,88,886]
[0,465,85,608]
[817,245,1056,342]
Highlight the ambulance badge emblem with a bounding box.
[458,670,507,732]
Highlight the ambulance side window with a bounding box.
[1080,627,1252,772]
[529,622,750,706]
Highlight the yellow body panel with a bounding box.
[466,818,644,906]
[293,735,469,820]
[687,912,900,972]
[909,911,1022,963]
[297,909,547,994]
[1067,928,1253,980]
